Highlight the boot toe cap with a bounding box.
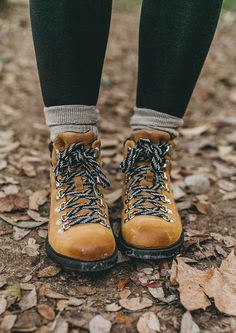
[122,215,182,248]
[49,223,116,261]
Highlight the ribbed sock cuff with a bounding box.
[131,107,184,138]
[44,105,99,140]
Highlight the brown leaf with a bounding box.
[180,125,209,137]
[29,190,48,211]
[105,303,121,312]
[0,296,7,315]
[222,191,236,200]
[170,257,211,311]
[195,201,209,215]
[19,288,37,311]
[137,312,160,333]
[171,251,236,315]
[119,289,131,299]
[0,195,28,213]
[117,277,130,290]
[37,266,61,278]
[0,274,8,288]
[39,287,68,299]
[203,250,236,316]
[0,314,17,333]
[13,227,30,241]
[37,303,55,321]
[148,287,165,300]
[27,210,48,223]
[22,238,40,257]
[119,297,153,311]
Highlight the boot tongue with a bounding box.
[53,130,97,150]
[131,129,170,144]
[52,131,97,166]
[129,130,170,187]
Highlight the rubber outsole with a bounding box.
[45,238,118,272]
[118,232,184,260]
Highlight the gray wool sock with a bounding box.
[130,107,184,138]
[44,105,99,140]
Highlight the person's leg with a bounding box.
[29,1,118,272]
[132,0,223,136]
[30,0,112,139]
[120,1,223,259]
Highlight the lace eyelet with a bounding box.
[100,220,111,229]
[98,198,105,208]
[94,147,100,159]
[55,201,66,212]
[56,213,69,226]
[127,194,133,201]
[58,222,71,234]
[56,189,64,200]
[161,205,168,213]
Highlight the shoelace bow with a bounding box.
[54,142,110,233]
[120,138,174,223]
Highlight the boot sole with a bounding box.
[45,237,118,272]
[118,232,184,260]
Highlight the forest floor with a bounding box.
[0,2,236,333]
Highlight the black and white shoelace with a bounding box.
[120,138,174,223]
[54,142,110,234]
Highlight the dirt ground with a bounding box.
[0,2,236,333]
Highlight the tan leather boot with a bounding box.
[119,130,184,259]
[45,131,117,272]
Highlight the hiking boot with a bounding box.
[119,130,184,259]
[46,131,117,272]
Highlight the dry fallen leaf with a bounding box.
[27,210,48,223]
[119,289,131,299]
[0,274,8,288]
[171,251,236,315]
[19,288,37,311]
[29,190,48,211]
[180,312,200,333]
[170,257,211,311]
[37,265,61,278]
[185,174,210,194]
[119,297,153,311]
[89,315,112,333]
[117,277,130,290]
[0,214,47,229]
[105,303,121,312]
[39,287,68,299]
[37,303,55,321]
[0,195,28,213]
[0,314,17,333]
[0,296,7,315]
[180,125,209,137]
[13,226,30,241]
[137,311,160,333]
[195,201,209,215]
[51,317,68,333]
[148,287,165,300]
[22,238,40,257]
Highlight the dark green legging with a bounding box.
[30,0,222,118]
